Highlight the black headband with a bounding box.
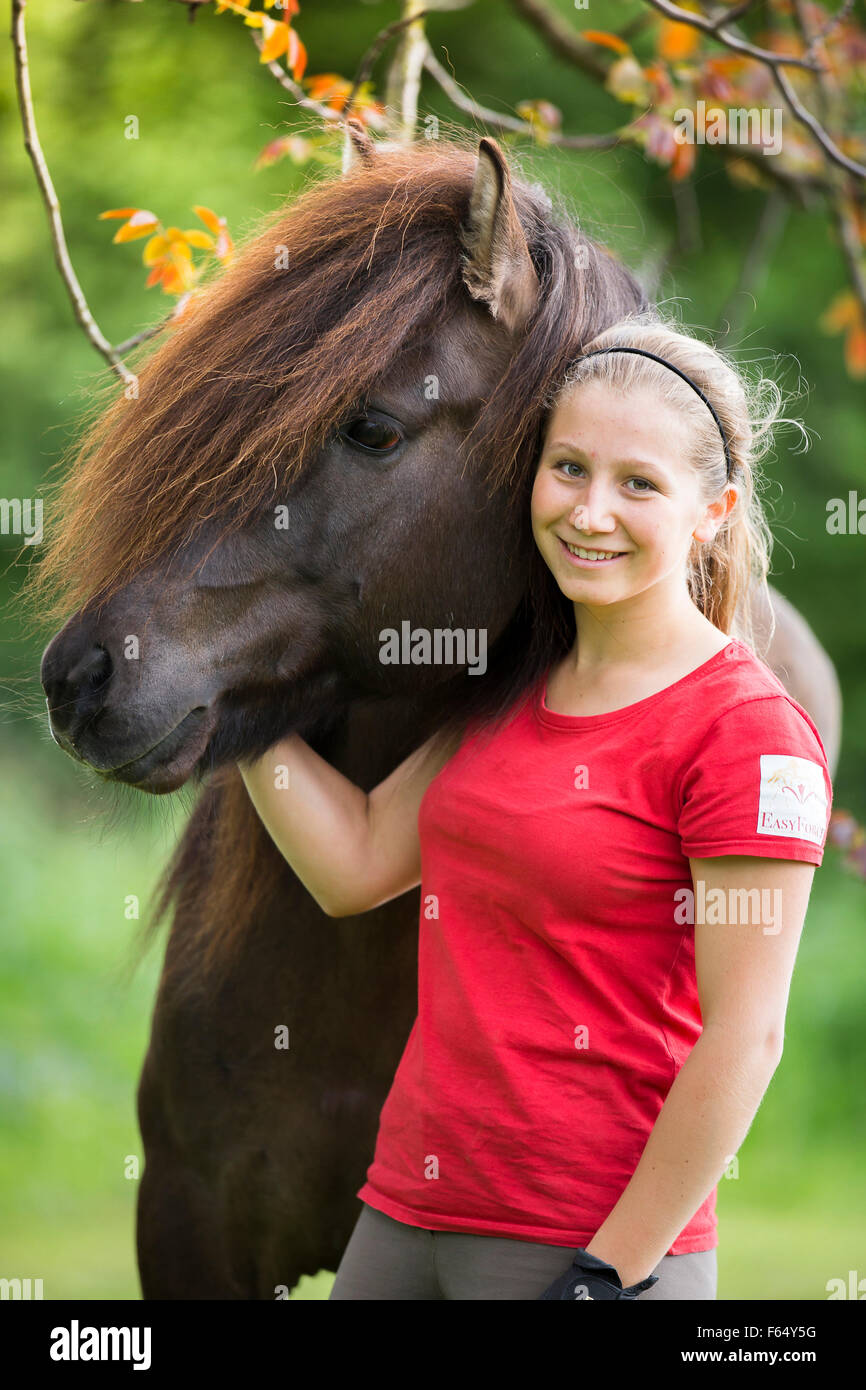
[569,346,734,479]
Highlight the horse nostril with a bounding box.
[43,643,114,742]
[76,643,113,693]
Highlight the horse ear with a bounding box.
[459,137,540,335]
[342,117,377,173]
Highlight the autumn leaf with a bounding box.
[194,206,234,262]
[643,60,675,106]
[305,72,353,109]
[183,230,217,250]
[287,27,307,81]
[260,15,291,63]
[819,290,866,378]
[819,289,861,334]
[302,73,385,127]
[102,205,234,295]
[669,138,696,181]
[582,30,632,56]
[215,0,307,80]
[656,2,702,62]
[99,208,160,242]
[255,134,315,168]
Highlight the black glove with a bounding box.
[538,1247,660,1300]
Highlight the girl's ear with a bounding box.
[694,484,739,541]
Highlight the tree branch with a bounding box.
[505,0,609,80]
[643,0,822,70]
[11,0,139,386]
[422,43,622,149]
[642,0,866,180]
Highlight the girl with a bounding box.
[238,314,833,1300]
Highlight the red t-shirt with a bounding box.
[357,637,833,1252]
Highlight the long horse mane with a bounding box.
[24,131,650,984]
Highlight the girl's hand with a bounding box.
[537,1248,659,1300]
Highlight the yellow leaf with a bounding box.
[142,234,169,265]
[183,230,216,249]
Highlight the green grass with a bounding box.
[1,730,864,1301]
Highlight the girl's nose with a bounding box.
[570,496,616,532]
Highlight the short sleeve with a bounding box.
[677,695,833,866]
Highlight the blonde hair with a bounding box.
[546,310,807,654]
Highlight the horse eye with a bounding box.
[340,415,402,454]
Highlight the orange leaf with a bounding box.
[288,27,307,81]
[819,290,860,334]
[259,16,289,63]
[658,20,700,62]
[194,205,223,235]
[99,207,142,220]
[306,73,351,102]
[669,139,696,181]
[657,12,701,62]
[582,30,631,56]
[844,325,866,377]
[113,217,160,244]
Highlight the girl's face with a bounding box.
[531,379,735,609]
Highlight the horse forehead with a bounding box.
[385,307,513,403]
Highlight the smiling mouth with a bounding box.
[558,537,629,563]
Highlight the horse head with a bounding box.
[36,132,647,793]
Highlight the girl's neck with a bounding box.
[569,598,726,678]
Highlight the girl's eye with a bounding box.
[557,461,656,493]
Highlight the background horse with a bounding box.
[33,129,841,1298]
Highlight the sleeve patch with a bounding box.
[757,754,828,845]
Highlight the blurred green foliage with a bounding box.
[1,0,863,1301]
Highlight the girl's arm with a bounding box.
[581,853,816,1287]
[237,728,459,918]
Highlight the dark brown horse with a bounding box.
[32,128,840,1298]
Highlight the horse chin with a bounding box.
[98,706,218,795]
